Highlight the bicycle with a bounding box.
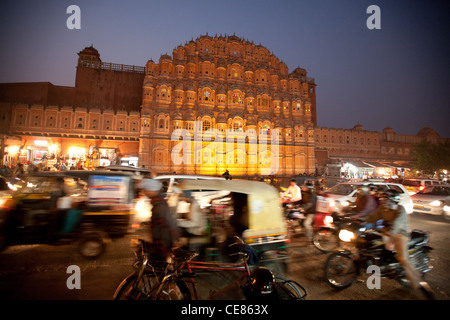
[113,237,307,300]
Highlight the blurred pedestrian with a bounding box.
[139,178,180,261]
[222,169,231,180]
[14,163,25,176]
[301,183,317,241]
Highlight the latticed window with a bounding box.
[202,119,211,132]
[233,120,243,131]
[233,93,242,104]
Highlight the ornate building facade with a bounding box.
[139,34,317,176]
[0,34,447,177]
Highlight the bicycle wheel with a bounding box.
[312,229,339,253]
[114,273,159,300]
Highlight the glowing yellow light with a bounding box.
[68,146,85,156]
[34,140,48,147]
[48,144,58,154]
[8,146,20,155]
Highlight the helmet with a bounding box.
[382,189,401,204]
[242,267,275,299]
[356,185,370,195]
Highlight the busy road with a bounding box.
[0,213,448,300]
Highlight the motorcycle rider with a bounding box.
[365,189,421,289]
[353,185,378,223]
[281,179,302,205]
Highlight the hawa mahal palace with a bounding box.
[0,34,445,179]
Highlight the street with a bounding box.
[0,213,449,300]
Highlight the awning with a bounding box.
[343,160,373,168]
[379,162,399,168]
[363,161,392,168]
[381,162,412,169]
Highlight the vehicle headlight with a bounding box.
[338,229,355,242]
[430,200,444,207]
[324,215,334,224]
[7,182,17,191]
[331,200,340,209]
[444,205,450,213]
[341,200,350,207]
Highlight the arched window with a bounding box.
[232,93,242,104]
[260,122,271,135]
[262,98,268,107]
[202,119,211,132]
[233,119,243,131]
[158,118,165,129]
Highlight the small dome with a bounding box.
[78,45,101,62]
[353,123,365,131]
[78,45,100,56]
[159,54,172,62]
[383,126,395,134]
[184,109,195,121]
[216,112,227,123]
[417,126,440,137]
[173,109,182,120]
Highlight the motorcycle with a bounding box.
[312,211,362,253]
[325,223,433,290]
[284,202,306,236]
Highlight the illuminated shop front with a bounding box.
[340,160,401,180]
[2,136,139,170]
[340,160,375,179]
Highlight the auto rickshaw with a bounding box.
[176,179,289,273]
[0,170,137,259]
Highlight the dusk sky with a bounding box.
[1,0,449,137]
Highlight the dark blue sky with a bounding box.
[1,0,449,137]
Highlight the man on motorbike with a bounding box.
[365,189,421,289]
[281,179,302,205]
[353,185,378,221]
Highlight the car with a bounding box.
[402,178,440,195]
[155,174,225,190]
[324,181,414,214]
[154,174,227,207]
[0,176,15,206]
[410,184,450,219]
[133,174,227,226]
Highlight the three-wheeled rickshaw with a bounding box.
[175,179,289,274]
[0,170,137,259]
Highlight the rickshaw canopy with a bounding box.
[178,179,287,244]
[29,170,136,207]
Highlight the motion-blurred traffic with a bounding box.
[1,165,449,300]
